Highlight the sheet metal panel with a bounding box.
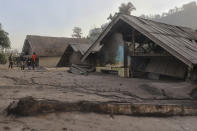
[145,58,187,79]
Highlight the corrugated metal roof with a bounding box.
[70,44,90,55]
[82,14,197,67]
[122,15,197,66]
[70,43,102,55]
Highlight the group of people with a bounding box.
[8,52,37,70]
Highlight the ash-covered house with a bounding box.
[22,35,89,67]
[57,43,99,67]
[81,14,197,80]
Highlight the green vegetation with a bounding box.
[0,23,11,64]
[0,53,7,64]
[0,24,10,49]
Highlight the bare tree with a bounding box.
[72,27,82,38]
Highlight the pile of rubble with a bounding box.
[69,64,95,75]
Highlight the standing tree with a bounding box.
[119,2,136,15]
[88,28,102,43]
[72,27,82,38]
[0,23,10,64]
[108,2,136,21]
[0,24,10,49]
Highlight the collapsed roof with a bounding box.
[22,35,89,57]
[82,14,197,67]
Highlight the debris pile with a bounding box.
[69,64,95,75]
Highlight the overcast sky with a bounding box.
[0,0,196,51]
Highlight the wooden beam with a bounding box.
[187,66,194,81]
[124,42,128,68]
[132,29,135,55]
[130,53,171,57]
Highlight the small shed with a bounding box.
[57,43,101,67]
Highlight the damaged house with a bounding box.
[81,14,197,80]
[57,43,98,67]
[22,35,88,67]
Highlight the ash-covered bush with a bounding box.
[0,53,7,64]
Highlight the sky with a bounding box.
[0,0,196,51]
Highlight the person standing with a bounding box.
[27,57,32,71]
[32,52,36,70]
[20,53,26,70]
[8,53,14,69]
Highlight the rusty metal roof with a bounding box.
[82,14,197,67]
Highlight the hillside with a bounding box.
[141,1,197,29]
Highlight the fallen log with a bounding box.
[5,97,197,117]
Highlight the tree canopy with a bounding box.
[108,2,136,21]
[72,27,82,38]
[119,2,136,15]
[0,24,10,49]
[88,28,102,43]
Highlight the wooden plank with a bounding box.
[145,58,187,78]
[130,53,171,57]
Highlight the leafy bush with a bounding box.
[0,53,7,64]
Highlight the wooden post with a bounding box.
[187,66,193,81]
[124,42,128,68]
[130,29,135,78]
[124,42,129,78]
[132,29,135,56]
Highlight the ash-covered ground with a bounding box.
[0,65,197,131]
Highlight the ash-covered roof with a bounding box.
[22,35,89,57]
[70,43,102,55]
[82,14,197,67]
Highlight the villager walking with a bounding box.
[8,53,13,69]
[32,52,36,70]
